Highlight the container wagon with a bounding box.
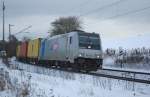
[17,42,28,62]
[27,38,41,63]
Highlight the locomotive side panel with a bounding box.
[39,35,68,61]
[39,32,79,63]
[65,32,79,63]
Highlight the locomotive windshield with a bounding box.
[78,32,101,50]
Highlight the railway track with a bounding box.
[102,68,150,75]
[90,72,150,84]
[9,60,150,84]
[54,68,150,84]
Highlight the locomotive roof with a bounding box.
[45,31,99,40]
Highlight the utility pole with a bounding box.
[9,24,14,41]
[2,1,5,50]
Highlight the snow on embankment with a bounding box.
[103,57,115,66]
[0,59,147,97]
[103,56,150,73]
[0,58,150,97]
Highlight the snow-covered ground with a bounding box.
[103,57,150,73]
[0,58,150,97]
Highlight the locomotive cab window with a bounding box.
[78,32,100,50]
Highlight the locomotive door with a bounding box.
[66,36,72,61]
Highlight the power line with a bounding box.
[106,6,150,19]
[14,25,32,35]
[67,0,91,14]
[89,5,150,25]
[74,0,91,9]
[79,0,126,17]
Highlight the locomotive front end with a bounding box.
[75,32,103,71]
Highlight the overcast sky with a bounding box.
[0,0,150,49]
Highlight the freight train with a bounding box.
[16,30,103,71]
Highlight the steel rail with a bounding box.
[102,68,150,75]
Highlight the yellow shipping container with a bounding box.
[16,45,20,57]
[27,38,41,58]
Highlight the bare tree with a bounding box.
[50,16,82,36]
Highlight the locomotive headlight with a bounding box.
[97,55,100,58]
[78,53,84,57]
[88,45,91,49]
[79,54,82,57]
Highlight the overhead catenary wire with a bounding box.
[106,6,150,19]
[67,0,91,14]
[13,25,32,35]
[79,3,150,22]
[79,0,127,17]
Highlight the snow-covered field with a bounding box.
[103,57,150,73]
[0,58,150,97]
